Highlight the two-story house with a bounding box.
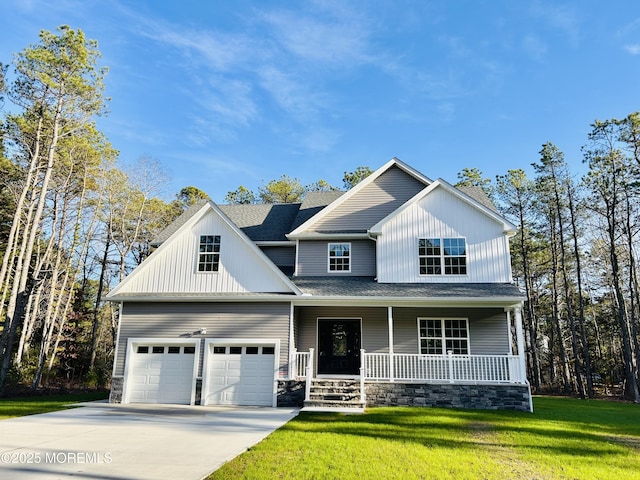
[106,158,531,412]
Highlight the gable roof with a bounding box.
[107,201,302,300]
[455,185,498,213]
[369,178,517,235]
[288,158,432,237]
[218,203,300,242]
[152,192,343,246]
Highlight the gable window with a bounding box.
[328,243,350,272]
[419,238,466,275]
[198,235,221,272]
[419,318,469,355]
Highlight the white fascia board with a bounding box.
[107,293,298,303]
[288,157,431,237]
[291,295,526,308]
[254,240,296,247]
[107,201,302,299]
[106,202,213,299]
[210,203,302,295]
[287,233,371,240]
[369,179,517,236]
[435,178,518,234]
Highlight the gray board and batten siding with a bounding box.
[114,302,292,378]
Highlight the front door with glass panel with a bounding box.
[317,319,361,375]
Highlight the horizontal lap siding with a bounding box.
[297,240,376,276]
[392,307,508,355]
[311,165,427,232]
[115,302,291,377]
[295,306,389,353]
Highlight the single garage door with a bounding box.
[126,343,197,404]
[203,344,276,406]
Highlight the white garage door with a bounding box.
[203,344,276,406]
[127,344,196,404]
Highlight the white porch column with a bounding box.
[514,306,527,384]
[388,306,394,381]
[506,309,513,355]
[289,302,295,380]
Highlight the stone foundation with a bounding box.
[365,382,532,411]
[109,376,124,403]
[277,380,305,407]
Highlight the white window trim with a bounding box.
[418,237,468,276]
[196,234,221,274]
[417,317,470,355]
[327,242,352,273]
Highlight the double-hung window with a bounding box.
[198,235,221,272]
[328,243,350,272]
[419,237,467,275]
[418,318,469,355]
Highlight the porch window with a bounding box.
[419,238,466,275]
[328,243,350,272]
[198,235,221,272]
[418,318,469,355]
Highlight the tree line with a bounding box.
[0,26,372,392]
[1,26,640,401]
[458,116,640,402]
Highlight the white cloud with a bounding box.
[625,44,640,55]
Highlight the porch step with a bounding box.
[303,379,365,413]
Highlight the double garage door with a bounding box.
[125,340,276,406]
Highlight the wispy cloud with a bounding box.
[625,44,640,55]
[522,34,548,61]
[529,1,581,46]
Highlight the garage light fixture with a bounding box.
[199,327,207,335]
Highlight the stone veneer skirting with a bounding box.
[110,378,531,411]
[277,380,306,407]
[365,382,532,411]
[109,376,124,403]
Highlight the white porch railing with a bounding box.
[290,348,311,379]
[292,349,525,384]
[363,352,525,384]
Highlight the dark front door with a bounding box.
[317,319,361,375]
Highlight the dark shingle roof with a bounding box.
[455,185,498,213]
[292,276,524,299]
[219,203,301,241]
[151,200,208,246]
[291,191,345,230]
[151,192,344,246]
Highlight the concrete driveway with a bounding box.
[0,401,299,480]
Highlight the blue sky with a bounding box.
[2,1,640,202]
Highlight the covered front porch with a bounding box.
[285,303,531,411]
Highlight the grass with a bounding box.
[0,391,108,419]
[208,397,640,480]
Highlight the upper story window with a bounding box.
[198,235,221,272]
[328,243,350,272]
[419,318,469,355]
[418,237,466,275]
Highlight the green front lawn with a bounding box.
[0,392,108,419]
[209,397,640,480]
